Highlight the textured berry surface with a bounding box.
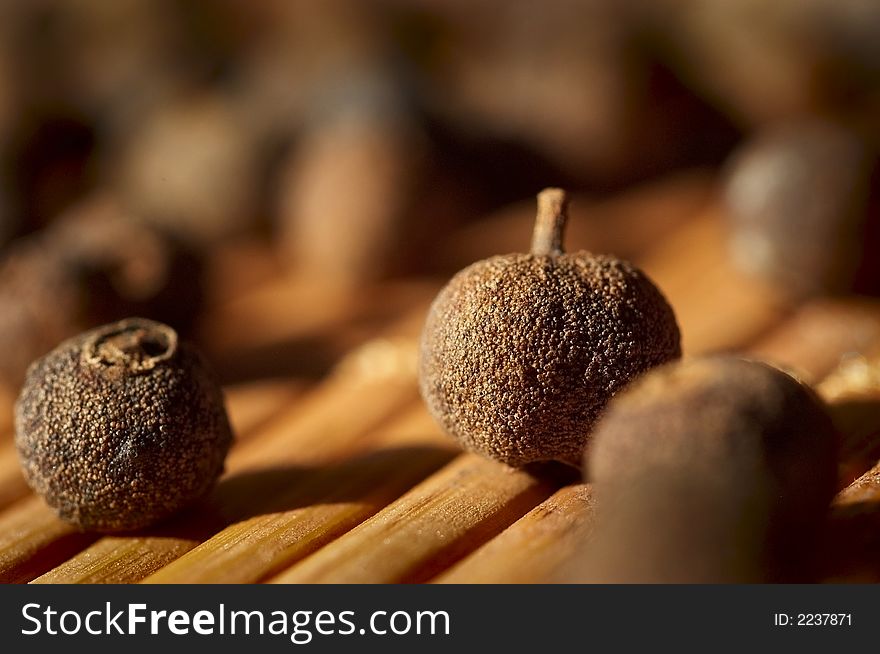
[581,357,838,582]
[419,252,680,466]
[15,318,232,531]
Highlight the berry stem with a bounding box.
[82,318,178,373]
[531,188,569,256]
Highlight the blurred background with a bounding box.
[1,0,880,397]
[7,0,880,586]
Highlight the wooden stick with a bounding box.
[835,459,880,511]
[144,437,455,584]
[0,497,98,583]
[39,404,454,584]
[827,464,880,581]
[822,475,880,584]
[133,402,440,583]
[269,453,560,584]
[224,351,421,474]
[434,484,595,584]
[30,536,201,585]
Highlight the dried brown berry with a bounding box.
[419,188,681,466]
[114,92,261,247]
[15,318,233,531]
[723,120,875,297]
[580,357,838,583]
[0,195,202,389]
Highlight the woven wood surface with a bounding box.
[2,170,879,584]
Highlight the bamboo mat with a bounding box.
[3,170,880,584]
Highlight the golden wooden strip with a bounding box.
[435,484,595,584]
[203,281,438,398]
[144,444,456,584]
[269,453,561,584]
[138,404,445,584]
[31,536,200,585]
[0,496,98,583]
[226,372,419,473]
[37,405,453,584]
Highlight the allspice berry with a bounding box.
[115,92,262,247]
[579,357,838,583]
[723,120,875,297]
[0,195,202,390]
[15,318,233,531]
[419,188,681,466]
